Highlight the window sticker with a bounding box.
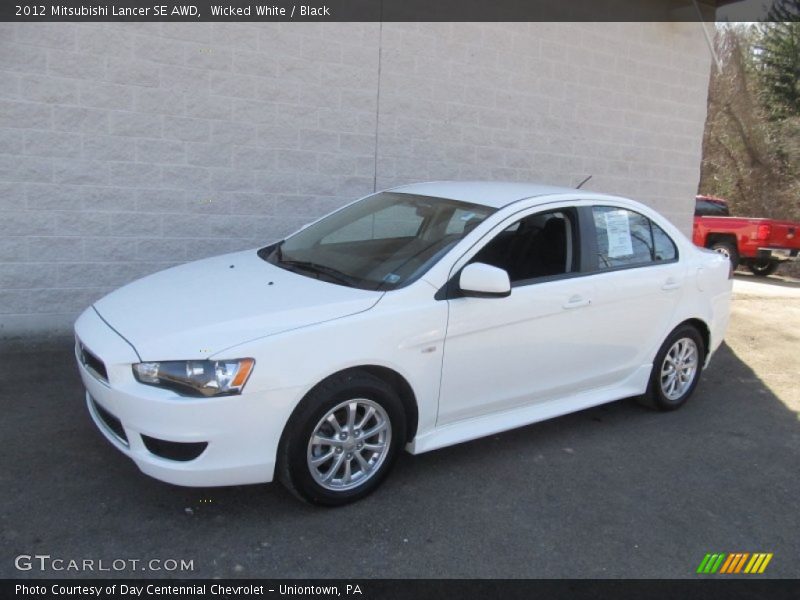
[604,210,633,258]
[383,273,401,284]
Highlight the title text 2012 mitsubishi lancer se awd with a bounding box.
[75,182,732,505]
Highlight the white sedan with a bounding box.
[74,182,732,505]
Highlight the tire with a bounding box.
[748,259,779,277]
[710,241,739,271]
[638,324,705,411]
[277,371,406,506]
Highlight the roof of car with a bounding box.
[389,181,596,209]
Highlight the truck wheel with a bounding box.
[748,259,779,277]
[710,241,739,271]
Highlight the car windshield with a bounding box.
[259,192,495,291]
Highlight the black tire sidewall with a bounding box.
[648,325,705,411]
[280,373,406,506]
[748,260,779,277]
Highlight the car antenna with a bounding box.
[576,175,592,189]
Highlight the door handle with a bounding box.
[661,277,681,291]
[563,295,591,309]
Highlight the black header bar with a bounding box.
[0,0,783,23]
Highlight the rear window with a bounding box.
[695,199,730,217]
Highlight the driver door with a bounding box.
[437,205,604,425]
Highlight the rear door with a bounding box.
[582,205,686,382]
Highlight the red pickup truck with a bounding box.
[693,195,800,276]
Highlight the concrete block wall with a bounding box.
[376,22,711,223]
[0,21,711,335]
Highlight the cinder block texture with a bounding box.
[0,22,710,335]
[375,22,710,228]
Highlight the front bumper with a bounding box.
[74,308,301,488]
[757,247,799,262]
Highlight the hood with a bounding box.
[93,249,383,360]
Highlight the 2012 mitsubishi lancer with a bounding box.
[74,181,732,505]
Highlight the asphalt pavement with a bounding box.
[1,274,798,579]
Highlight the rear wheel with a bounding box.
[639,324,705,411]
[710,241,739,271]
[278,371,405,506]
[748,259,779,277]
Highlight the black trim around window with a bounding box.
[435,202,682,300]
[577,206,598,273]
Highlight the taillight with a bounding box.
[756,223,771,241]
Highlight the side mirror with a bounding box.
[459,263,511,298]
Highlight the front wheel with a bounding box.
[277,371,406,506]
[748,259,779,277]
[639,324,705,411]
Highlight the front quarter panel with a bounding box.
[209,279,448,449]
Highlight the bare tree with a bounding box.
[699,24,799,222]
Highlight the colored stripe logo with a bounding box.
[697,553,773,574]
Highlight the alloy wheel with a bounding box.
[660,337,699,401]
[306,398,392,491]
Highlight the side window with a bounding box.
[471,209,576,284]
[652,222,678,261]
[592,206,677,269]
[322,203,423,244]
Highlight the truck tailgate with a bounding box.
[767,220,800,250]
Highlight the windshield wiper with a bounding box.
[279,258,357,287]
[267,242,363,288]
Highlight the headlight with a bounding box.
[132,358,255,397]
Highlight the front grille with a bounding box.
[91,398,128,445]
[79,342,108,383]
[141,435,207,462]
